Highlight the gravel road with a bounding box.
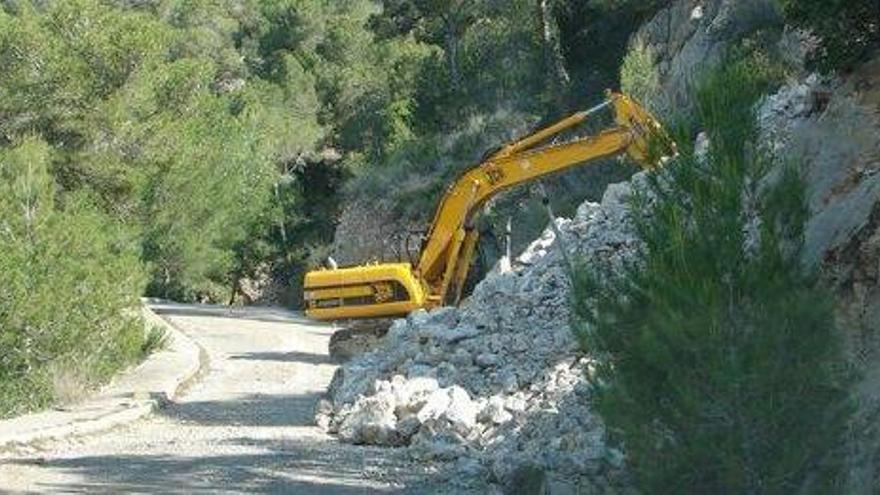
[0,304,436,494]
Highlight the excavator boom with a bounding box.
[304,92,674,320]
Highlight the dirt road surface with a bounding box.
[0,303,437,494]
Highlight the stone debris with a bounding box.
[316,175,649,490]
[756,72,827,155]
[328,319,395,360]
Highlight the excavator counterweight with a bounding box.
[303,263,427,320]
[303,92,675,320]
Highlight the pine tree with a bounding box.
[572,59,853,493]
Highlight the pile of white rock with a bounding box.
[316,176,648,490]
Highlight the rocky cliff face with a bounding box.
[757,59,880,492]
[330,197,412,266]
[759,68,880,342]
[633,0,784,115]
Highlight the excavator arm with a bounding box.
[304,92,674,320]
[416,92,672,306]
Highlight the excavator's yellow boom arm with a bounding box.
[304,92,674,320]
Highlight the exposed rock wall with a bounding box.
[330,197,417,266]
[757,58,880,492]
[633,0,783,116]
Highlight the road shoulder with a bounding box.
[0,303,207,451]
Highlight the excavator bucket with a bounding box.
[610,92,677,169]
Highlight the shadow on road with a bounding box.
[0,303,446,494]
[158,393,322,427]
[229,351,336,366]
[4,442,427,494]
[148,303,331,328]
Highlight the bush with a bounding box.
[572,60,853,492]
[780,0,879,72]
[0,138,147,417]
[620,37,664,113]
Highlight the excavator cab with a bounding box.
[303,92,675,321]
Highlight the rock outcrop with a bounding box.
[633,0,783,116]
[757,59,880,492]
[330,197,415,267]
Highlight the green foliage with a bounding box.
[0,0,332,301]
[620,37,662,112]
[343,0,662,240]
[135,80,281,300]
[572,60,852,492]
[141,325,169,358]
[0,138,147,417]
[0,0,343,413]
[780,0,879,72]
[0,1,171,142]
[371,0,554,126]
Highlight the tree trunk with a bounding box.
[228,276,239,306]
[537,0,571,100]
[443,16,462,91]
[274,182,287,245]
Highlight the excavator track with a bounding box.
[327,318,396,360]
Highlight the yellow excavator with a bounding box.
[304,91,675,320]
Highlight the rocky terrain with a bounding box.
[316,177,646,492]
[757,62,880,491]
[318,0,880,492]
[633,0,785,116]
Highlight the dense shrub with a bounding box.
[0,0,439,414]
[0,1,334,301]
[0,138,147,417]
[572,60,853,492]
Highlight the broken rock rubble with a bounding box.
[316,175,648,487]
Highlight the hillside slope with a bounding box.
[318,0,880,492]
